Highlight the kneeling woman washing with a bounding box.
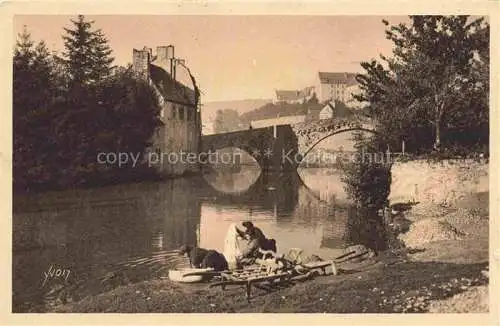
[223,221,277,269]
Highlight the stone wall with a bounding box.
[152,101,200,176]
[389,159,489,207]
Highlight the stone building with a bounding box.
[316,72,358,104]
[132,45,201,176]
[319,101,335,120]
[274,86,315,104]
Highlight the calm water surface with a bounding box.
[13,166,356,312]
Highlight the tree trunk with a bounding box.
[434,122,441,151]
[433,101,445,151]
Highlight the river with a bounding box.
[12,166,361,312]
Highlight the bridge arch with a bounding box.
[201,125,299,171]
[202,158,261,194]
[299,127,378,164]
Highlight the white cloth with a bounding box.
[223,223,243,267]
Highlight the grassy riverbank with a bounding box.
[54,259,488,313]
[54,197,489,313]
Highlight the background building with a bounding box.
[316,72,358,104]
[319,100,335,120]
[133,45,201,176]
[274,86,315,104]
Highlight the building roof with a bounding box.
[318,72,358,86]
[304,102,324,120]
[275,86,315,101]
[149,64,197,106]
[275,90,301,101]
[321,101,335,112]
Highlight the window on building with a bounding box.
[172,105,177,119]
[187,108,193,121]
[179,106,185,120]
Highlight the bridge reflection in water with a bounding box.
[200,167,300,217]
[13,166,354,312]
[198,167,323,252]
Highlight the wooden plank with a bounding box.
[335,251,371,263]
[334,250,356,261]
[209,280,248,288]
[302,260,333,268]
[247,273,291,282]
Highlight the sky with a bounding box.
[14,15,409,102]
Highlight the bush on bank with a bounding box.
[340,132,394,252]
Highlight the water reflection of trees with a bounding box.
[12,179,203,312]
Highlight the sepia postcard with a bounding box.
[0,1,499,325]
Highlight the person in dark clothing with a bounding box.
[178,244,228,271]
[262,238,277,253]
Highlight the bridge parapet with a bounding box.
[201,115,375,171]
[292,116,376,154]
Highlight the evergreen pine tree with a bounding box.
[62,15,114,88]
[89,29,114,82]
[13,26,35,186]
[13,26,59,190]
[13,26,35,118]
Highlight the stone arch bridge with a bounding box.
[201,117,376,171]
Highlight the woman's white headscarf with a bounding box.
[223,223,242,268]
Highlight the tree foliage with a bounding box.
[355,16,489,155]
[94,66,163,156]
[340,132,393,252]
[13,26,60,188]
[62,15,114,88]
[240,95,324,124]
[13,19,162,192]
[214,109,245,133]
[340,132,392,210]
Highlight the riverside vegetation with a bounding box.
[13,15,163,193]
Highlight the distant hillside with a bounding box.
[201,99,272,122]
[240,98,364,123]
[240,102,311,123]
